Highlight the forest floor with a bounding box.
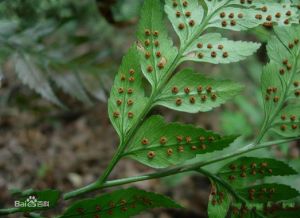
[0,89,214,218]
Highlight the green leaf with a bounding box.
[260,25,300,138]
[164,0,204,44]
[218,157,298,187]
[272,25,300,57]
[78,71,107,102]
[268,25,300,98]
[51,73,93,107]
[10,189,60,213]
[207,7,262,31]
[267,26,300,69]
[261,61,284,117]
[208,3,299,31]
[271,103,300,137]
[14,53,64,107]
[182,33,261,64]
[59,188,182,218]
[230,203,263,218]
[265,204,300,218]
[137,0,178,88]
[208,180,231,218]
[265,26,300,100]
[237,183,299,203]
[108,46,148,139]
[124,115,237,168]
[155,69,244,113]
[266,27,300,103]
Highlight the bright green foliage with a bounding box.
[261,61,285,117]
[182,33,261,64]
[272,104,300,137]
[106,4,300,217]
[108,47,148,139]
[164,0,262,66]
[207,180,231,218]
[205,156,300,217]
[137,0,178,88]
[270,25,300,57]
[260,25,300,138]
[208,3,299,31]
[218,157,298,187]
[267,26,300,93]
[237,183,299,203]
[123,116,237,168]
[155,69,243,113]
[108,0,294,145]
[205,24,300,218]
[208,7,262,31]
[267,26,300,70]
[164,0,204,44]
[60,188,182,218]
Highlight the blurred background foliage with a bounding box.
[0,1,299,217]
[0,0,143,109]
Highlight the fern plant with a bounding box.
[1,0,300,217]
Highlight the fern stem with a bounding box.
[63,1,271,200]
[95,142,126,185]
[84,5,221,198]
[101,138,296,188]
[63,137,298,200]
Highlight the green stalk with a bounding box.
[73,6,221,200]
[64,0,299,201]
[95,142,126,185]
[64,2,283,199]
[100,138,297,188]
[63,138,298,200]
